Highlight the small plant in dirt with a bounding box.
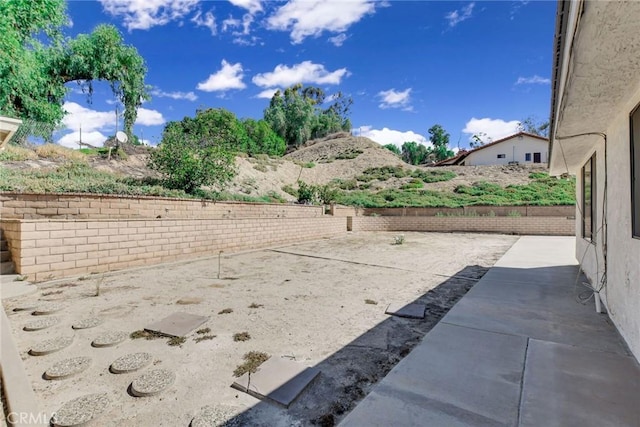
[233,351,270,377]
[218,308,234,314]
[233,332,251,342]
[196,328,211,334]
[393,234,405,245]
[364,299,378,305]
[41,290,63,296]
[168,336,187,347]
[248,303,264,309]
[507,210,522,217]
[130,330,165,340]
[194,334,216,343]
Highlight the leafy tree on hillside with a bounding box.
[401,141,429,165]
[383,144,401,155]
[264,84,352,149]
[427,124,455,162]
[242,118,286,156]
[0,0,148,141]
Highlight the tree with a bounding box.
[0,0,148,141]
[383,144,401,155]
[149,118,236,194]
[470,132,491,148]
[427,124,455,162]
[242,118,286,156]
[401,141,429,165]
[264,84,353,150]
[518,116,549,137]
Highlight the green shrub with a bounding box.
[410,169,456,183]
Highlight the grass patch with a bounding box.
[233,351,270,377]
[218,308,234,314]
[401,178,424,190]
[168,336,187,347]
[303,162,315,168]
[196,328,211,334]
[194,334,216,343]
[356,166,408,182]
[334,149,363,160]
[0,145,37,161]
[35,144,87,162]
[233,332,251,342]
[410,169,456,183]
[130,330,165,340]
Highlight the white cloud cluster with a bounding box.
[462,117,520,142]
[359,126,430,147]
[255,88,281,99]
[267,0,376,44]
[191,10,217,35]
[377,88,412,110]
[150,88,198,101]
[328,33,348,47]
[252,61,349,87]
[229,0,263,14]
[515,75,550,85]
[446,2,475,27]
[197,60,246,92]
[98,0,200,31]
[57,102,165,149]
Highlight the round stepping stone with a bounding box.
[92,331,128,348]
[32,303,63,316]
[110,352,153,374]
[29,336,74,356]
[44,357,92,380]
[23,316,60,331]
[50,393,110,427]
[130,369,175,397]
[72,318,103,330]
[191,406,229,427]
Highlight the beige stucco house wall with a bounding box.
[549,0,640,360]
[465,133,549,166]
[0,116,22,149]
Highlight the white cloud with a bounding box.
[377,88,412,110]
[515,75,550,85]
[136,108,166,126]
[191,10,216,35]
[252,61,349,88]
[150,89,198,101]
[446,2,475,27]
[328,33,348,47]
[98,0,200,31]
[58,131,109,149]
[197,60,246,92]
[255,88,281,99]
[222,16,241,32]
[462,117,520,142]
[359,126,430,147]
[62,102,115,132]
[229,0,262,14]
[267,0,377,44]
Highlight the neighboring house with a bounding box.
[435,132,549,166]
[549,0,640,360]
[0,116,22,149]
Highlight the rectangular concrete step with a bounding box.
[1,261,15,275]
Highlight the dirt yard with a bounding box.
[3,232,517,426]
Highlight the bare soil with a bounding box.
[4,232,517,426]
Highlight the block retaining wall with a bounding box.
[1,217,345,282]
[348,216,574,236]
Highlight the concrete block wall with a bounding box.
[4,217,346,282]
[360,205,575,217]
[349,216,575,236]
[0,193,324,220]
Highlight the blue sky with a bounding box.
[58,0,556,150]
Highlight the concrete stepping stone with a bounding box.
[50,393,110,427]
[23,316,60,331]
[231,357,321,407]
[72,317,103,330]
[191,406,233,427]
[385,302,426,319]
[92,331,128,348]
[44,356,92,380]
[110,352,153,374]
[130,369,175,397]
[29,336,74,356]
[144,312,209,337]
[32,303,64,315]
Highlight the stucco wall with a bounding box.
[466,135,549,166]
[573,88,640,360]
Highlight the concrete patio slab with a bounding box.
[341,322,527,427]
[520,339,640,427]
[144,312,208,337]
[231,357,320,407]
[385,302,426,319]
[0,276,38,300]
